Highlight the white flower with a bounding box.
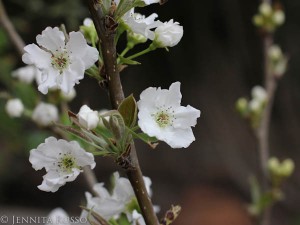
[46,208,70,225]
[81,172,153,220]
[137,82,200,148]
[29,137,96,192]
[22,27,99,94]
[122,9,159,40]
[251,86,267,102]
[153,20,183,48]
[5,98,24,118]
[78,105,99,130]
[32,102,59,126]
[12,65,41,84]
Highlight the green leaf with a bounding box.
[118,55,141,65]
[127,128,158,149]
[115,0,135,21]
[118,95,137,128]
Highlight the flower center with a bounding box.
[154,110,173,128]
[51,52,70,74]
[57,154,77,173]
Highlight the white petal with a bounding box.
[143,0,160,5]
[36,27,65,52]
[173,105,201,129]
[67,32,99,69]
[112,172,135,203]
[29,146,56,171]
[37,68,60,94]
[38,170,65,192]
[22,44,52,69]
[161,127,196,148]
[59,60,85,94]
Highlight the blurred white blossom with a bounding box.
[32,102,58,126]
[137,82,200,148]
[12,65,41,84]
[29,137,95,192]
[81,172,153,221]
[22,27,98,94]
[5,98,24,118]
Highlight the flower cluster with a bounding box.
[268,45,288,78]
[236,86,268,128]
[113,0,183,51]
[22,27,99,94]
[253,2,285,32]
[81,172,156,224]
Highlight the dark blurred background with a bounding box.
[1,0,300,224]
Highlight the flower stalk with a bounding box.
[87,1,160,225]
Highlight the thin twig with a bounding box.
[86,1,159,225]
[255,1,279,224]
[0,0,25,56]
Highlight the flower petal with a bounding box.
[67,32,99,69]
[59,60,85,94]
[37,67,60,94]
[22,44,52,69]
[173,105,201,129]
[160,127,196,148]
[36,27,65,52]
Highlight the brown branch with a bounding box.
[86,1,159,225]
[0,0,25,56]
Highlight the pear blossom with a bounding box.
[22,27,99,94]
[29,137,95,192]
[78,105,99,130]
[137,82,200,148]
[122,9,159,40]
[152,20,183,48]
[81,172,153,220]
[5,98,24,118]
[32,102,58,126]
[12,65,41,84]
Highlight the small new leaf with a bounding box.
[129,130,158,149]
[118,95,138,128]
[118,55,141,65]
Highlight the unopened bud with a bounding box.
[109,115,124,140]
[236,98,248,115]
[259,3,272,17]
[273,10,285,25]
